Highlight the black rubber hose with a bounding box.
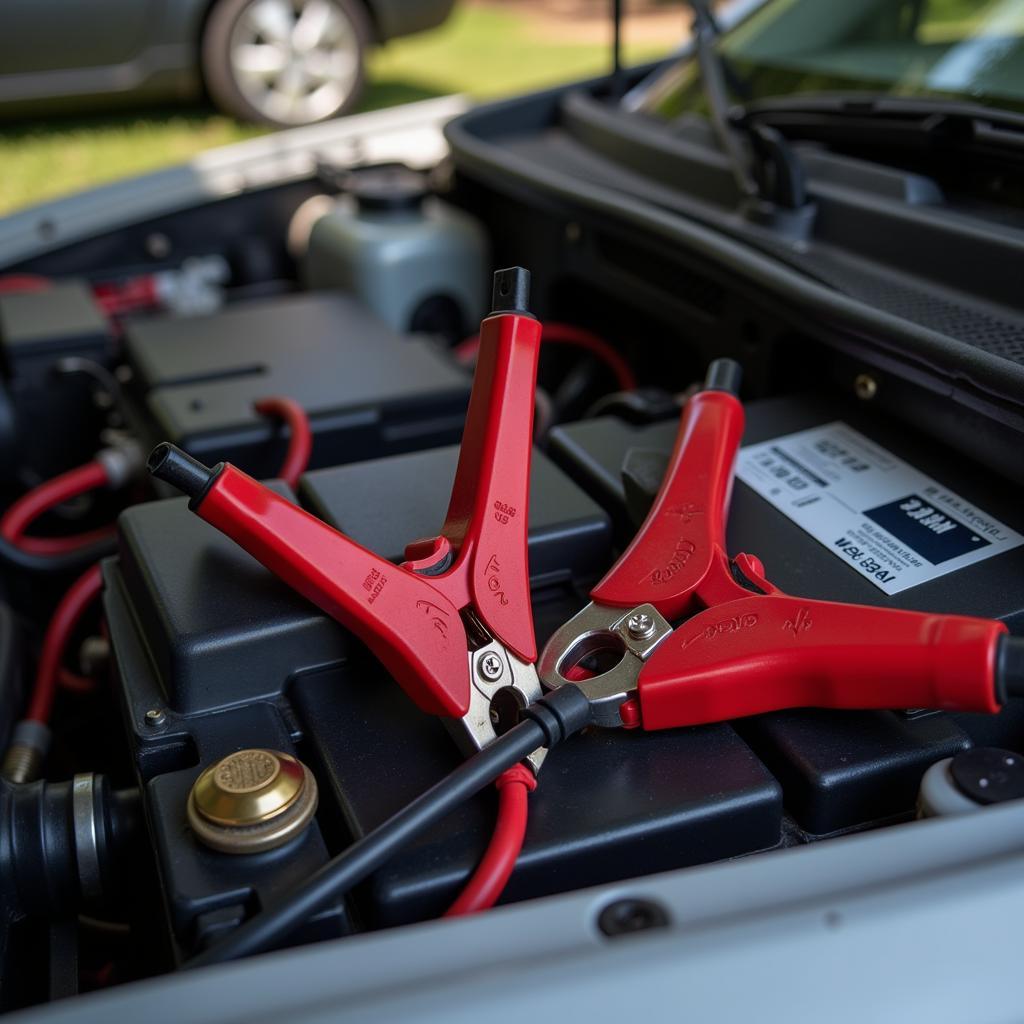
[187,685,593,967]
[0,533,116,574]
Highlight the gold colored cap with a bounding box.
[188,749,318,854]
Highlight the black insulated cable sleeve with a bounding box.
[996,635,1024,702]
[186,684,593,967]
[147,444,223,510]
[704,358,743,396]
[490,266,533,317]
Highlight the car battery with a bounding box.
[107,444,781,943]
[0,280,113,480]
[123,291,471,481]
[548,393,1024,835]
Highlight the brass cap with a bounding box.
[188,749,318,854]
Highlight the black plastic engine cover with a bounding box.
[124,292,471,480]
[0,281,113,479]
[300,444,611,585]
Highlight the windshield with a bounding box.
[644,0,1024,116]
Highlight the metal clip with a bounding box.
[537,602,672,728]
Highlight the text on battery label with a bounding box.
[734,421,1022,596]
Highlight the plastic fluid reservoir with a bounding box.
[303,165,488,339]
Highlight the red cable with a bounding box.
[0,460,114,555]
[254,397,313,490]
[26,563,104,724]
[9,528,116,556]
[455,322,637,393]
[58,667,98,694]
[0,274,51,295]
[542,323,637,392]
[93,275,160,316]
[445,764,537,917]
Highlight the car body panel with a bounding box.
[369,0,457,41]
[0,0,456,118]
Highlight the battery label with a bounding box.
[735,422,1022,595]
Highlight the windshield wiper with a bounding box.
[689,2,759,198]
[633,2,809,212]
[735,94,1024,165]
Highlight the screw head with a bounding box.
[626,612,655,640]
[597,898,670,938]
[854,373,878,401]
[477,652,504,683]
[145,708,167,728]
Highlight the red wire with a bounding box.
[58,667,98,694]
[92,275,160,316]
[0,460,114,555]
[254,397,313,490]
[26,563,104,723]
[445,764,537,917]
[455,322,637,393]
[0,274,51,295]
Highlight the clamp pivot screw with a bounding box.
[477,652,504,683]
[627,612,656,641]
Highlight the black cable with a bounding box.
[997,635,1024,701]
[187,685,593,967]
[0,533,116,574]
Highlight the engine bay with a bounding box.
[2,69,1024,1014]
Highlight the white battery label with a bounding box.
[735,421,1023,595]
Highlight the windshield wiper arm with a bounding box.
[686,2,809,210]
[689,2,758,197]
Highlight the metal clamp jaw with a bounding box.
[462,620,546,773]
[537,602,672,728]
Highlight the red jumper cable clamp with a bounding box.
[539,358,1024,731]
[148,267,547,770]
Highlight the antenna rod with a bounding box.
[612,0,624,97]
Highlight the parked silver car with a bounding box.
[0,0,456,128]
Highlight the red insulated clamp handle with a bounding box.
[590,386,745,621]
[413,301,541,667]
[196,466,472,718]
[147,272,542,721]
[635,593,1006,730]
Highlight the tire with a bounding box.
[201,0,369,129]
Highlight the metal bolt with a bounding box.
[854,374,878,401]
[145,232,172,259]
[2,743,43,784]
[476,652,504,683]
[144,708,167,728]
[80,635,110,677]
[597,898,670,938]
[626,612,656,640]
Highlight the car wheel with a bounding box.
[202,0,369,128]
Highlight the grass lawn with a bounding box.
[0,4,666,215]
